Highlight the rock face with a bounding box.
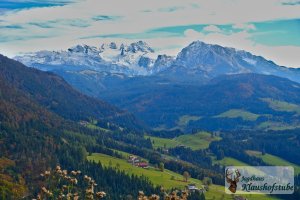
[15,40,300,83]
[15,41,174,76]
[172,41,300,82]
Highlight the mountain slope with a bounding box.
[14,41,170,76]
[0,55,78,198]
[15,40,300,84]
[164,41,300,83]
[12,40,300,131]
[0,62,63,130]
[97,73,300,131]
[0,55,158,199]
[0,54,144,130]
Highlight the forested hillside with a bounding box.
[0,55,157,199]
[0,55,144,131]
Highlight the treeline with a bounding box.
[149,129,185,138]
[166,147,223,185]
[209,130,300,166]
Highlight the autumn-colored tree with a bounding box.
[183,171,190,182]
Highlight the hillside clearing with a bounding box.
[175,132,221,150]
[147,136,180,149]
[261,98,300,115]
[177,115,201,127]
[88,153,279,200]
[214,109,260,121]
[212,157,249,166]
[147,132,221,150]
[87,153,202,189]
[246,150,300,175]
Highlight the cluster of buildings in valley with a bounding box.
[186,184,206,193]
[127,155,149,168]
[127,155,207,194]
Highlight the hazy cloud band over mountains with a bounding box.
[0,0,299,68]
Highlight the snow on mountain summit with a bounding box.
[98,41,156,69]
[15,40,299,83]
[15,41,164,75]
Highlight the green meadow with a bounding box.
[88,152,279,200]
[261,98,300,115]
[246,150,300,175]
[177,115,202,127]
[214,109,260,121]
[87,153,202,189]
[147,132,221,150]
[175,132,221,150]
[147,136,180,149]
[212,157,249,166]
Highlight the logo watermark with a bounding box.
[225,166,294,194]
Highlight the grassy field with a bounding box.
[147,136,180,149]
[213,152,300,175]
[86,123,110,132]
[214,109,260,121]
[246,150,300,175]
[175,132,221,150]
[177,115,201,127]
[87,153,279,200]
[154,115,201,131]
[257,121,300,131]
[83,119,111,132]
[110,149,149,162]
[87,153,202,189]
[212,157,249,166]
[147,132,221,150]
[257,98,300,130]
[110,149,134,158]
[261,98,300,115]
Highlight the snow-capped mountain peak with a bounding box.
[97,41,157,71]
[98,41,154,53]
[100,42,118,51]
[126,41,154,53]
[14,41,168,76]
[68,44,99,55]
[14,40,299,83]
[169,40,300,83]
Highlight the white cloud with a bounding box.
[1,0,300,34]
[203,25,222,32]
[184,29,204,38]
[232,23,256,31]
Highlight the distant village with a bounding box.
[127,155,207,194]
[127,155,149,168]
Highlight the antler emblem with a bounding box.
[226,168,241,193]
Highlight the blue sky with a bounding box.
[0,0,75,13]
[0,0,299,67]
